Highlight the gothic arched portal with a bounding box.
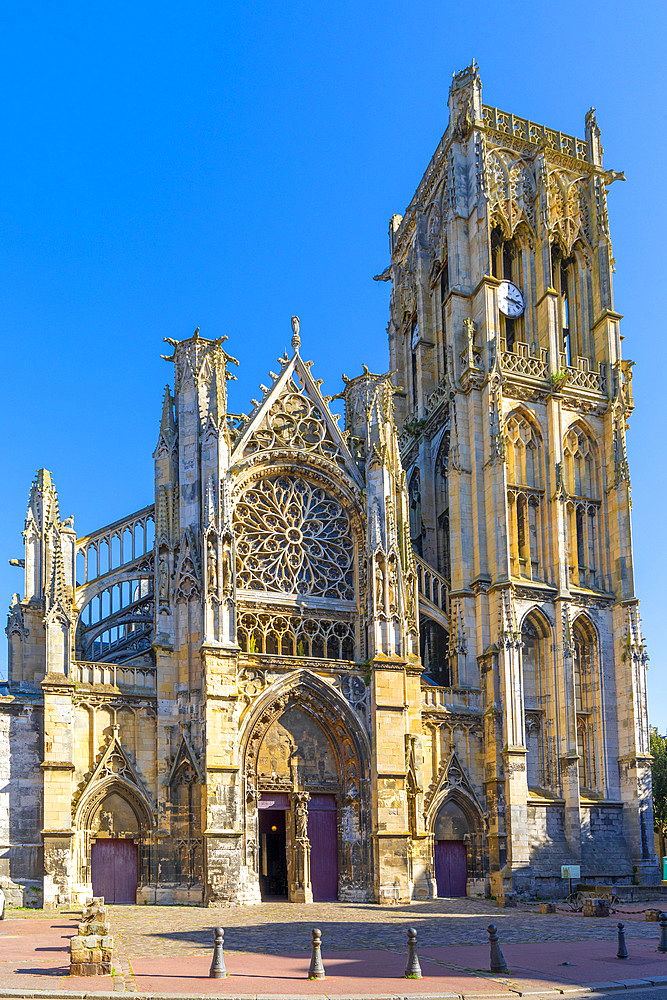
[426,752,487,898]
[74,777,155,905]
[241,671,372,903]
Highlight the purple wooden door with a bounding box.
[308,796,338,901]
[91,838,138,904]
[435,840,467,897]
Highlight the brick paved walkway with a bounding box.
[3,899,667,998]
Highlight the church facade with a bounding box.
[1,63,657,909]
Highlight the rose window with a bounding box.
[234,476,354,599]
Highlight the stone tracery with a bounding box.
[243,376,341,463]
[234,476,355,600]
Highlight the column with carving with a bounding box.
[289,791,313,904]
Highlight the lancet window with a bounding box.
[408,313,419,409]
[419,616,450,686]
[408,469,424,557]
[435,429,451,581]
[563,426,603,590]
[491,227,524,352]
[505,412,544,581]
[166,760,202,885]
[551,242,595,367]
[521,611,551,790]
[573,615,599,792]
[436,255,449,378]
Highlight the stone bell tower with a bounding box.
[380,60,656,895]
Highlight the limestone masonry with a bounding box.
[2,62,657,908]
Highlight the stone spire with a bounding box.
[156,385,177,452]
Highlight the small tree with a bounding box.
[650,726,667,866]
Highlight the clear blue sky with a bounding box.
[1,2,665,726]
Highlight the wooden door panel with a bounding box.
[91,838,138,904]
[435,840,467,897]
[308,807,338,901]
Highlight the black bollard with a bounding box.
[404,927,422,979]
[209,926,227,979]
[308,927,326,980]
[487,924,508,974]
[658,913,667,954]
[617,922,628,959]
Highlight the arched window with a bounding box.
[505,412,544,581]
[405,312,419,409]
[563,426,602,589]
[573,616,598,792]
[420,616,450,686]
[521,611,551,790]
[439,256,449,376]
[435,429,451,580]
[492,226,524,352]
[552,243,574,365]
[552,240,596,366]
[408,469,423,557]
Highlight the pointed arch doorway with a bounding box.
[242,670,372,904]
[73,741,156,906]
[88,791,142,903]
[434,798,469,897]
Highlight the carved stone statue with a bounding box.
[375,560,385,611]
[222,542,233,596]
[207,538,218,592]
[294,793,309,840]
[388,559,398,614]
[158,554,169,602]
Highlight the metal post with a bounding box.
[617,922,628,959]
[308,927,326,980]
[209,927,227,978]
[404,927,422,978]
[658,913,667,953]
[487,924,508,974]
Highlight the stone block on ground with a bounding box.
[70,896,113,976]
[583,896,610,916]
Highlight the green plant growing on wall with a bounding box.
[403,417,428,438]
[548,370,569,390]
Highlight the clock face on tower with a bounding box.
[498,280,525,318]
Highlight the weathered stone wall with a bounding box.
[0,699,44,905]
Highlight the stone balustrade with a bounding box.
[72,659,157,692]
[482,104,589,162]
[421,685,481,712]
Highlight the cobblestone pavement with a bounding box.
[105,896,667,960]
